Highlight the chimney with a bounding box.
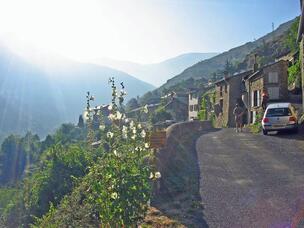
[253,54,258,72]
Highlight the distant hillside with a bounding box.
[92,52,218,86]
[0,46,154,140]
[158,18,297,92]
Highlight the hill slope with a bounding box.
[158,18,296,91]
[0,46,154,140]
[92,52,218,86]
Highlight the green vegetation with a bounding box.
[248,112,263,134]
[149,106,172,124]
[0,79,158,227]
[288,59,301,87]
[284,17,300,53]
[198,90,216,126]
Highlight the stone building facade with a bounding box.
[214,71,252,127]
[298,0,304,109]
[244,60,289,123]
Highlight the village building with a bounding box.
[188,89,200,120]
[214,70,253,127]
[243,60,289,123]
[164,93,188,121]
[298,0,304,109]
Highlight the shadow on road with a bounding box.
[266,124,304,141]
[151,128,220,227]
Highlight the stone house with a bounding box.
[164,94,188,121]
[298,0,304,109]
[214,70,253,127]
[243,60,289,123]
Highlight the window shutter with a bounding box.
[268,72,278,83]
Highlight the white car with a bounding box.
[262,103,298,135]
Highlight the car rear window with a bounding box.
[266,108,291,117]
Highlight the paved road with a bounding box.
[196,129,304,228]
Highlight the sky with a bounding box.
[0,0,301,64]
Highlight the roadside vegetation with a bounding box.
[0,79,161,227]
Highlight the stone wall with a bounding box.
[227,76,243,127]
[155,120,213,194]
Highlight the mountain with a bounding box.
[92,52,218,86]
[157,18,297,92]
[0,46,154,140]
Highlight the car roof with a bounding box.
[267,103,291,109]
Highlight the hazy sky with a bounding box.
[0,0,301,64]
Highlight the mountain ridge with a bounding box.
[0,45,154,140]
[92,52,219,86]
[158,17,297,91]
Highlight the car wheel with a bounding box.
[292,128,299,134]
[263,129,268,135]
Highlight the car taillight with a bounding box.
[263,118,269,123]
[289,116,297,122]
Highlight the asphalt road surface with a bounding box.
[196,129,304,228]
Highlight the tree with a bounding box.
[77,115,84,128]
[126,98,139,111]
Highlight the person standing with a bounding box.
[233,103,244,132]
[262,89,269,110]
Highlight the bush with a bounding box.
[33,78,158,227]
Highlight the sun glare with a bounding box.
[0,0,176,64]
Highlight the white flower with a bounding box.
[108,105,113,111]
[130,121,135,128]
[131,134,136,140]
[155,172,161,179]
[132,128,137,134]
[107,132,114,138]
[135,147,142,152]
[122,126,128,139]
[113,150,118,156]
[149,172,154,179]
[99,125,105,130]
[125,118,129,123]
[111,192,118,200]
[144,143,150,148]
[122,125,128,133]
[116,111,122,120]
[140,130,146,138]
[137,123,142,129]
[108,113,115,121]
[143,104,149,113]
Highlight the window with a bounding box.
[194,104,198,111]
[268,87,279,100]
[224,84,228,93]
[220,86,223,97]
[190,93,197,100]
[266,108,291,117]
[268,72,278,83]
[189,105,194,112]
[252,90,260,107]
[219,99,223,109]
